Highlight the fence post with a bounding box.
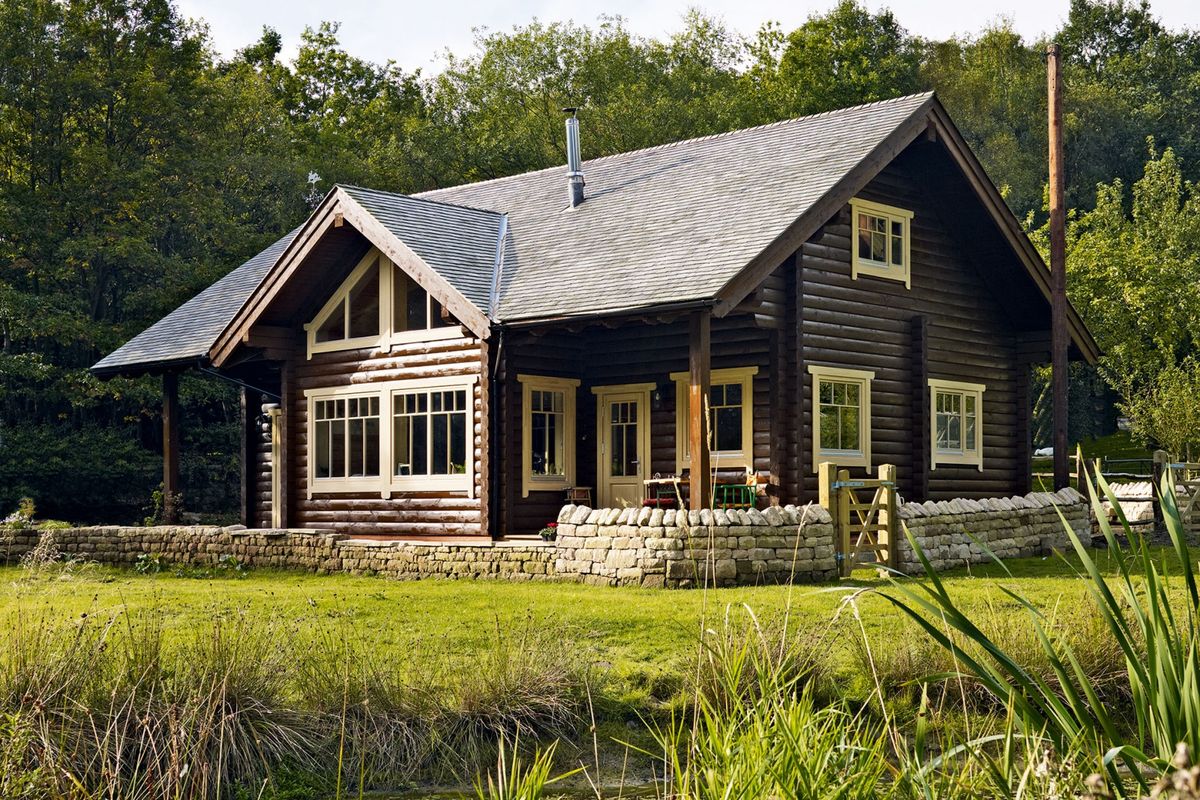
[836,468,852,577]
[1153,449,1170,533]
[879,464,897,571]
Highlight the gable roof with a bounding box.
[419,92,936,322]
[339,186,504,316]
[92,91,1099,376]
[92,228,299,375]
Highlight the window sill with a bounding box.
[813,451,871,472]
[851,259,910,287]
[931,454,984,472]
[308,335,383,358]
[388,327,469,347]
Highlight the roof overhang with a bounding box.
[210,187,493,368]
[711,95,1100,365]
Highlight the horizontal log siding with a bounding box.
[252,407,272,528]
[287,335,486,537]
[797,157,1021,501]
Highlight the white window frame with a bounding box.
[809,365,874,472]
[929,378,986,471]
[304,375,477,499]
[670,366,758,472]
[518,374,579,498]
[303,247,467,358]
[850,197,913,289]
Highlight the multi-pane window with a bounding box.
[315,261,380,343]
[809,365,873,470]
[850,198,913,287]
[857,212,904,269]
[929,380,985,470]
[529,389,565,477]
[393,389,468,476]
[393,267,455,334]
[709,383,744,452]
[608,400,640,477]
[314,396,380,479]
[518,375,579,497]
[818,380,861,453]
[671,367,757,470]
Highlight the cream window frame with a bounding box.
[304,247,468,359]
[850,198,913,289]
[304,375,477,499]
[809,364,874,472]
[518,374,580,498]
[670,366,758,472]
[929,378,986,471]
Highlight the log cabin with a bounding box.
[92,93,1100,539]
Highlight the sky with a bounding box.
[176,0,1200,73]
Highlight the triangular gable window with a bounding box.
[305,248,467,358]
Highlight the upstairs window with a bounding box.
[314,257,380,345]
[394,267,456,337]
[808,365,874,471]
[850,198,913,288]
[929,379,985,470]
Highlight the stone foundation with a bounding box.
[0,488,1089,587]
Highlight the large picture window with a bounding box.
[314,395,381,481]
[518,375,579,497]
[393,388,468,478]
[809,365,874,471]
[393,267,456,336]
[305,377,476,497]
[929,379,985,470]
[671,367,757,471]
[850,198,913,288]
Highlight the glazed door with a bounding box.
[595,387,649,508]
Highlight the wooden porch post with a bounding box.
[689,310,711,510]
[162,371,182,523]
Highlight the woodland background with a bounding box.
[2,0,1198,522]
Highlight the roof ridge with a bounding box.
[417,92,936,198]
[339,183,505,217]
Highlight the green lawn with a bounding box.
[0,548,1124,694]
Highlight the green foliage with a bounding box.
[1121,357,1200,460]
[5,0,1200,520]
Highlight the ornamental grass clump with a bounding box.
[882,464,1200,797]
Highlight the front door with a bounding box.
[595,385,651,508]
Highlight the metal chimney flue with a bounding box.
[563,108,584,207]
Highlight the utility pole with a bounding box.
[1047,43,1069,490]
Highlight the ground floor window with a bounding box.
[929,378,985,470]
[808,365,874,471]
[670,366,758,471]
[305,376,476,497]
[518,374,579,497]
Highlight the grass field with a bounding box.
[0,547,1124,704]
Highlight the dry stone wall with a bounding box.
[895,487,1090,572]
[552,503,837,588]
[0,488,1090,587]
[0,527,557,581]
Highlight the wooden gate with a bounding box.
[818,463,898,578]
[1153,451,1200,537]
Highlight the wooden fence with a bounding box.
[817,463,898,578]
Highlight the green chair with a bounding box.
[714,483,755,510]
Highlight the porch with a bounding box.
[494,305,787,537]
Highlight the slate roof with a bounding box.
[93,93,952,374]
[92,228,299,374]
[419,92,935,321]
[340,186,504,316]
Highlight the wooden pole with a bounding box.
[837,468,852,578]
[162,372,181,523]
[1047,43,1070,490]
[688,310,711,510]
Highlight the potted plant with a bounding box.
[538,522,558,542]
